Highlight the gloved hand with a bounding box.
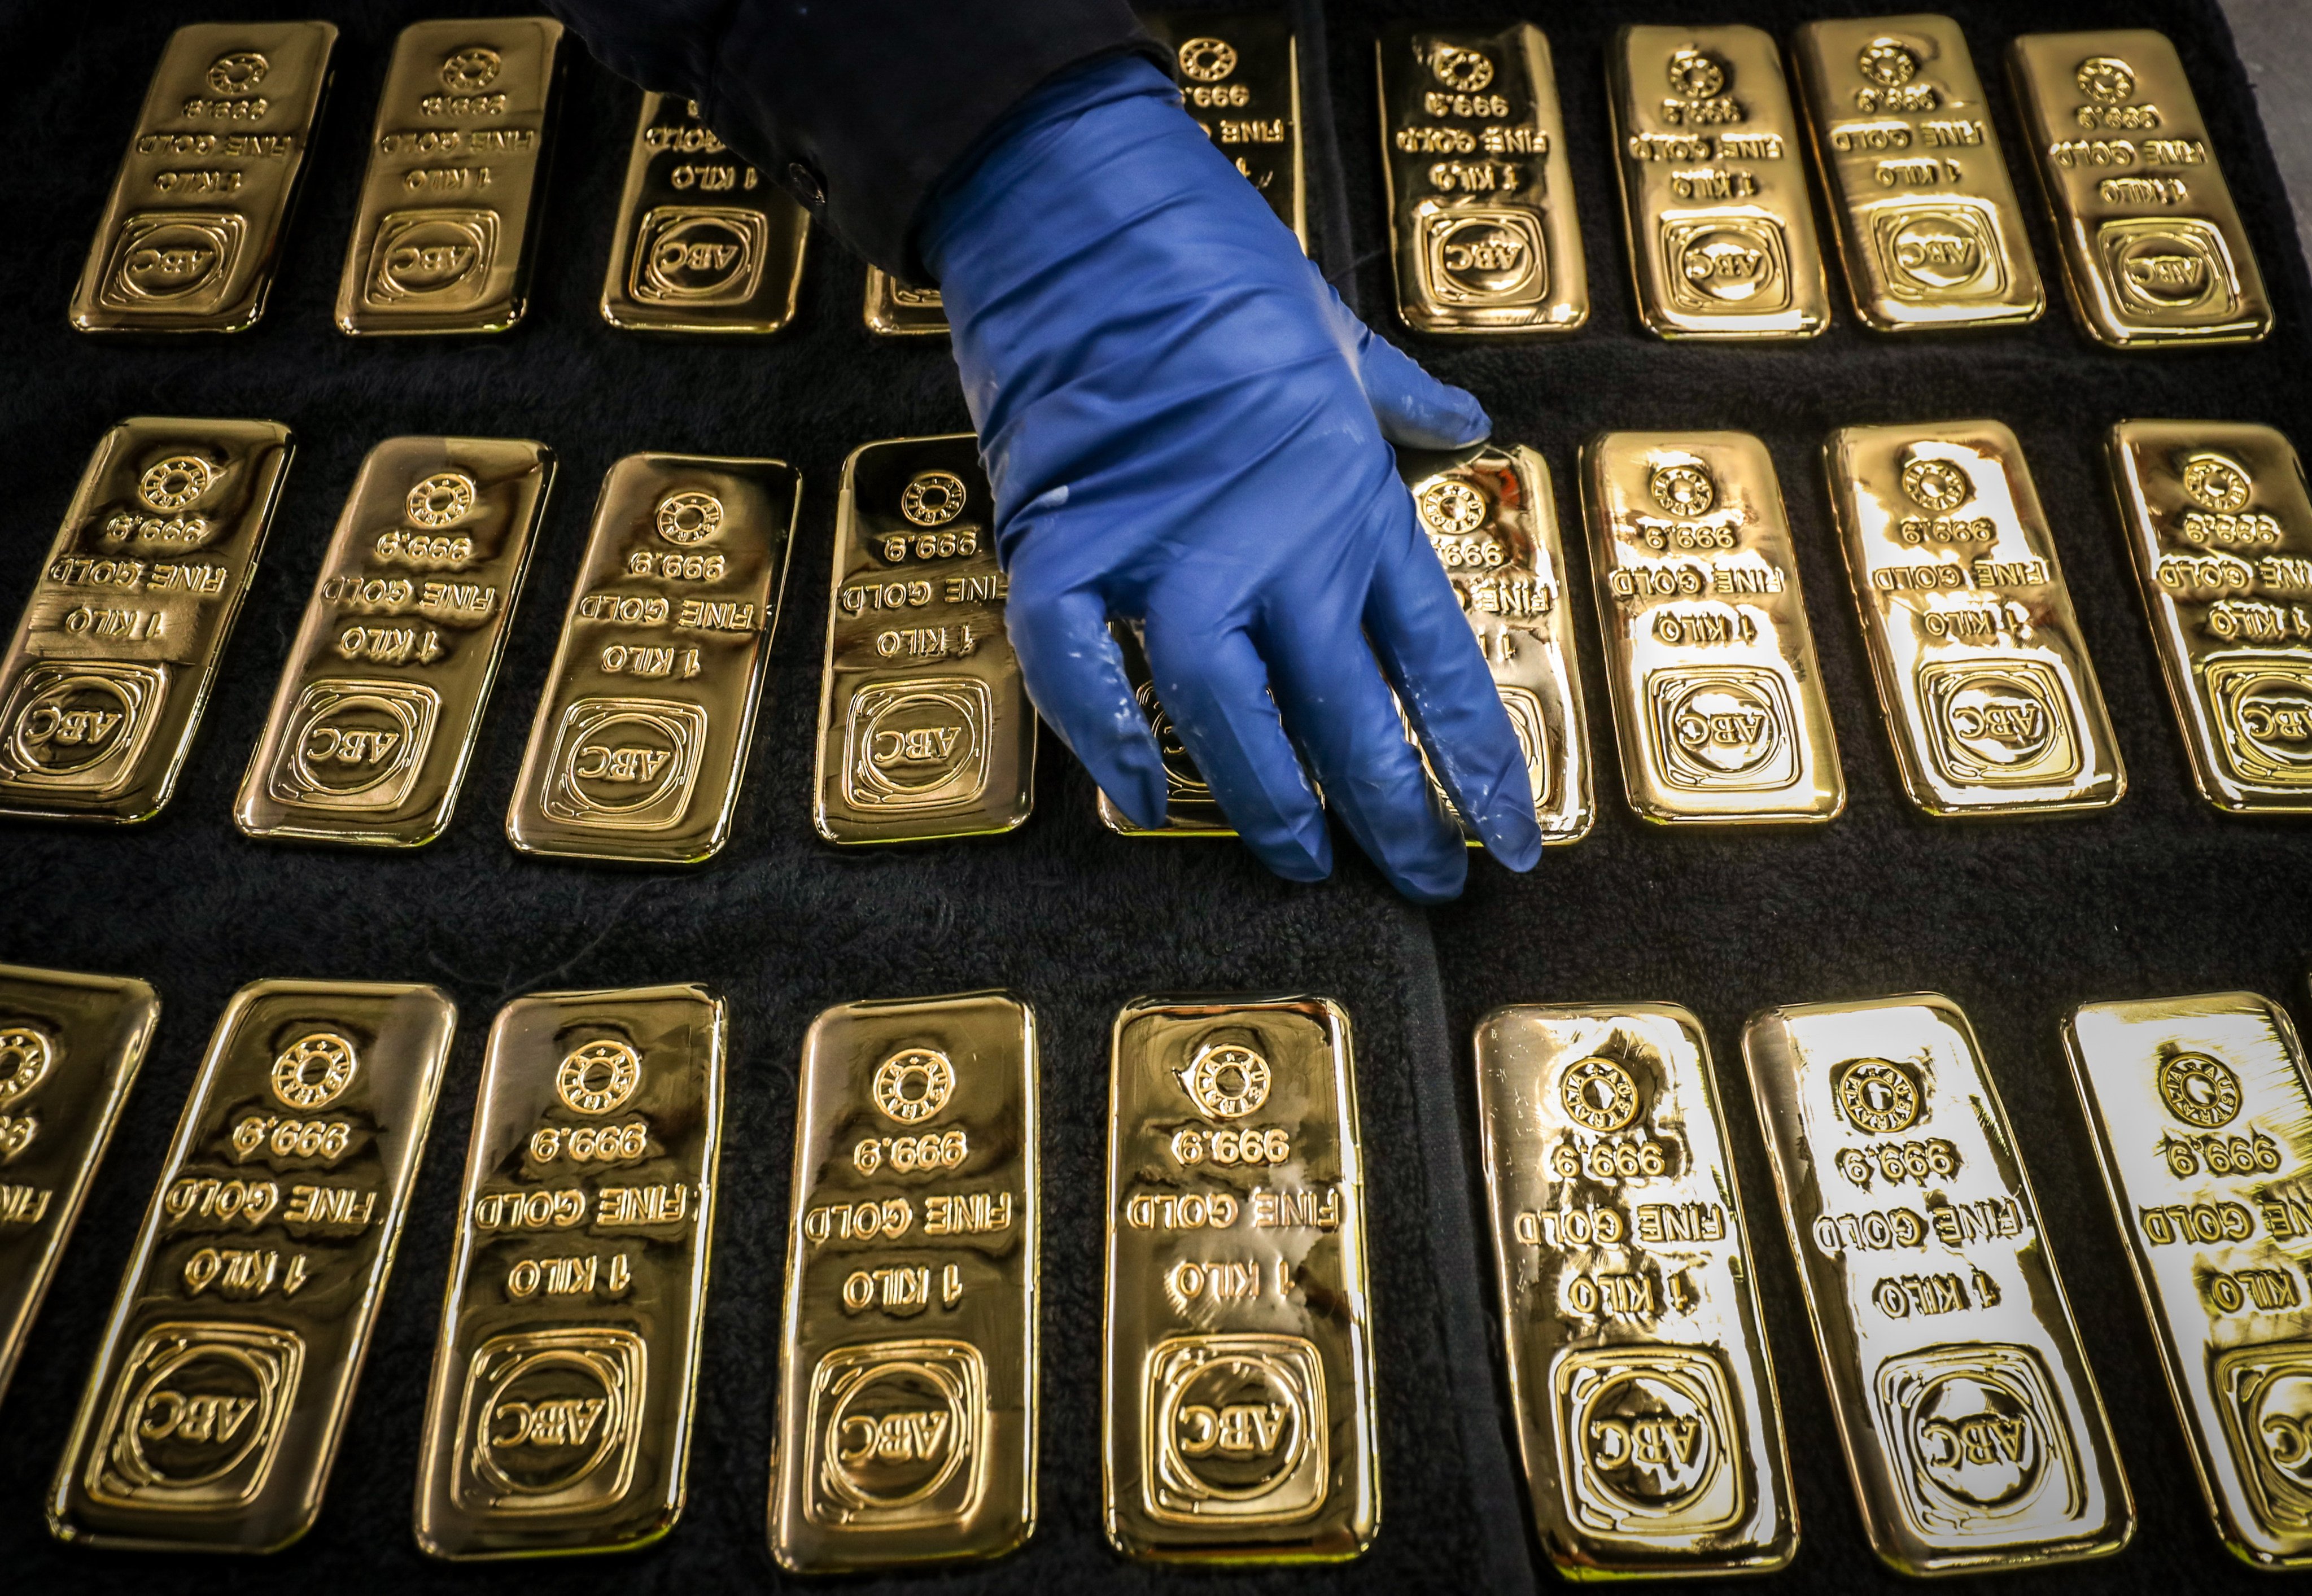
[923,55,1541,901]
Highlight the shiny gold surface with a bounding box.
[1376,23,1586,335]
[1792,15,2043,331]
[1825,419,2123,816]
[2107,421,2312,812]
[1096,621,1234,837]
[814,436,1034,844]
[0,418,293,824]
[2066,992,2312,1568]
[770,992,1038,1571]
[1606,25,1830,340]
[1580,431,1844,825]
[72,22,336,334]
[2009,30,2271,347]
[1742,993,2132,1575]
[601,93,807,334]
[49,980,455,1552]
[413,985,724,1559]
[508,454,798,864]
[1473,1003,1795,1577]
[336,17,565,336]
[863,269,948,338]
[235,438,552,847]
[1103,995,1377,1564]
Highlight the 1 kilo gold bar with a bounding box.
[1474,1003,1795,1576]
[1096,620,1234,836]
[72,22,336,334]
[1825,420,2123,816]
[49,980,456,1552]
[1792,15,2043,331]
[1104,995,1377,1563]
[508,454,798,864]
[1741,992,2132,1575]
[2009,30,2271,348]
[770,992,1038,1570]
[413,985,725,1559]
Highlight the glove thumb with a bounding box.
[1355,325,1491,450]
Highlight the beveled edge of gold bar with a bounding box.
[863,266,949,336]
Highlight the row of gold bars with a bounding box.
[76,16,2270,348]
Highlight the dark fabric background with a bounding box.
[0,0,2305,1591]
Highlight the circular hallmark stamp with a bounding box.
[2158,1051,2242,1129]
[1666,49,1727,100]
[1900,456,1972,513]
[2075,55,2135,105]
[2182,452,2254,513]
[0,1025,54,1106]
[655,489,723,545]
[270,1032,359,1110]
[873,1048,956,1124]
[1858,38,1918,87]
[1430,43,1493,93]
[899,470,967,527]
[1417,478,1488,535]
[207,52,269,96]
[1177,37,1238,83]
[440,46,502,93]
[1183,1042,1270,1120]
[138,456,215,513]
[557,1039,642,1116]
[406,471,478,529]
[1835,1058,1921,1135]
[1649,462,1716,518]
[1560,1055,1642,1133]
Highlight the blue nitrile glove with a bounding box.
[921,55,1540,901]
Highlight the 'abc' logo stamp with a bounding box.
[1419,209,1549,307]
[1873,1343,2084,1542]
[266,679,439,812]
[0,660,167,798]
[541,697,707,830]
[1646,665,1798,791]
[102,212,246,312]
[1143,1332,1328,1526]
[632,206,767,305]
[804,1339,986,1531]
[842,677,991,813]
[366,209,499,307]
[1554,1345,1743,1537]
[87,1322,304,1510]
[1918,658,2080,787]
[454,1328,646,1515]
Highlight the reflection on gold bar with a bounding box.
[863,269,947,337]
[1474,1003,1795,1576]
[2009,30,2270,347]
[336,17,565,335]
[770,992,1038,1571]
[1607,25,1829,340]
[1376,23,1585,335]
[0,418,293,824]
[814,436,1034,843]
[1742,993,2132,1575]
[236,438,552,847]
[1580,431,1843,824]
[1104,995,1376,1563]
[72,23,336,334]
[601,93,807,334]
[49,980,455,1552]
[414,985,724,1559]
[2066,992,2312,1568]
[508,454,798,864]
[1792,15,2043,331]
[1825,421,2122,816]
[0,965,159,1405]
[2108,421,2312,812]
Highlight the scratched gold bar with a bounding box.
[1792,16,2043,331]
[336,16,565,335]
[1607,25,1829,340]
[1825,420,2123,817]
[49,980,455,1552]
[1104,995,1377,1563]
[0,418,293,824]
[236,437,552,847]
[0,965,159,1407]
[1580,431,1843,825]
[2009,30,2270,348]
[770,992,1038,1571]
[1742,993,2132,1575]
[508,454,798,864]
[814,436,1033,843]
[1473,1003,1795,1577]
[413,985,724,1559]
[1376,23,1585,335]
[2107,421,2312,812]
[72,22,336,334]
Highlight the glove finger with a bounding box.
[1008,583,1169,830]
[1356,327,1491,451]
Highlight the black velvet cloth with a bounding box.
[0,1,2307,1593]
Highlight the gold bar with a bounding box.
[1792,16,2043,331]
[235,437,553,847]
[0,418,293,824]
[49,980,456,1552]
[863,269,948,338]
[814,436,1034,843]
[770,992,1038,1571]
[0,965,159,1405]
[1825,420,2123,816]
[336,17,565,336]
[2106,421,2312,812]
[1579,431,1843,824]
[601,93,808,334]
[1376,23,1585,335]
[413,985,724,1559]
[1096,621,1235,837]
[507,454,798,864]
[1473,1003,1795,1576]
[2009,30,2271,348]
[1742,993,2132,1575]
[1606,25,1829,340]
[72,23,336,334]
[1103,995,1377,1563]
